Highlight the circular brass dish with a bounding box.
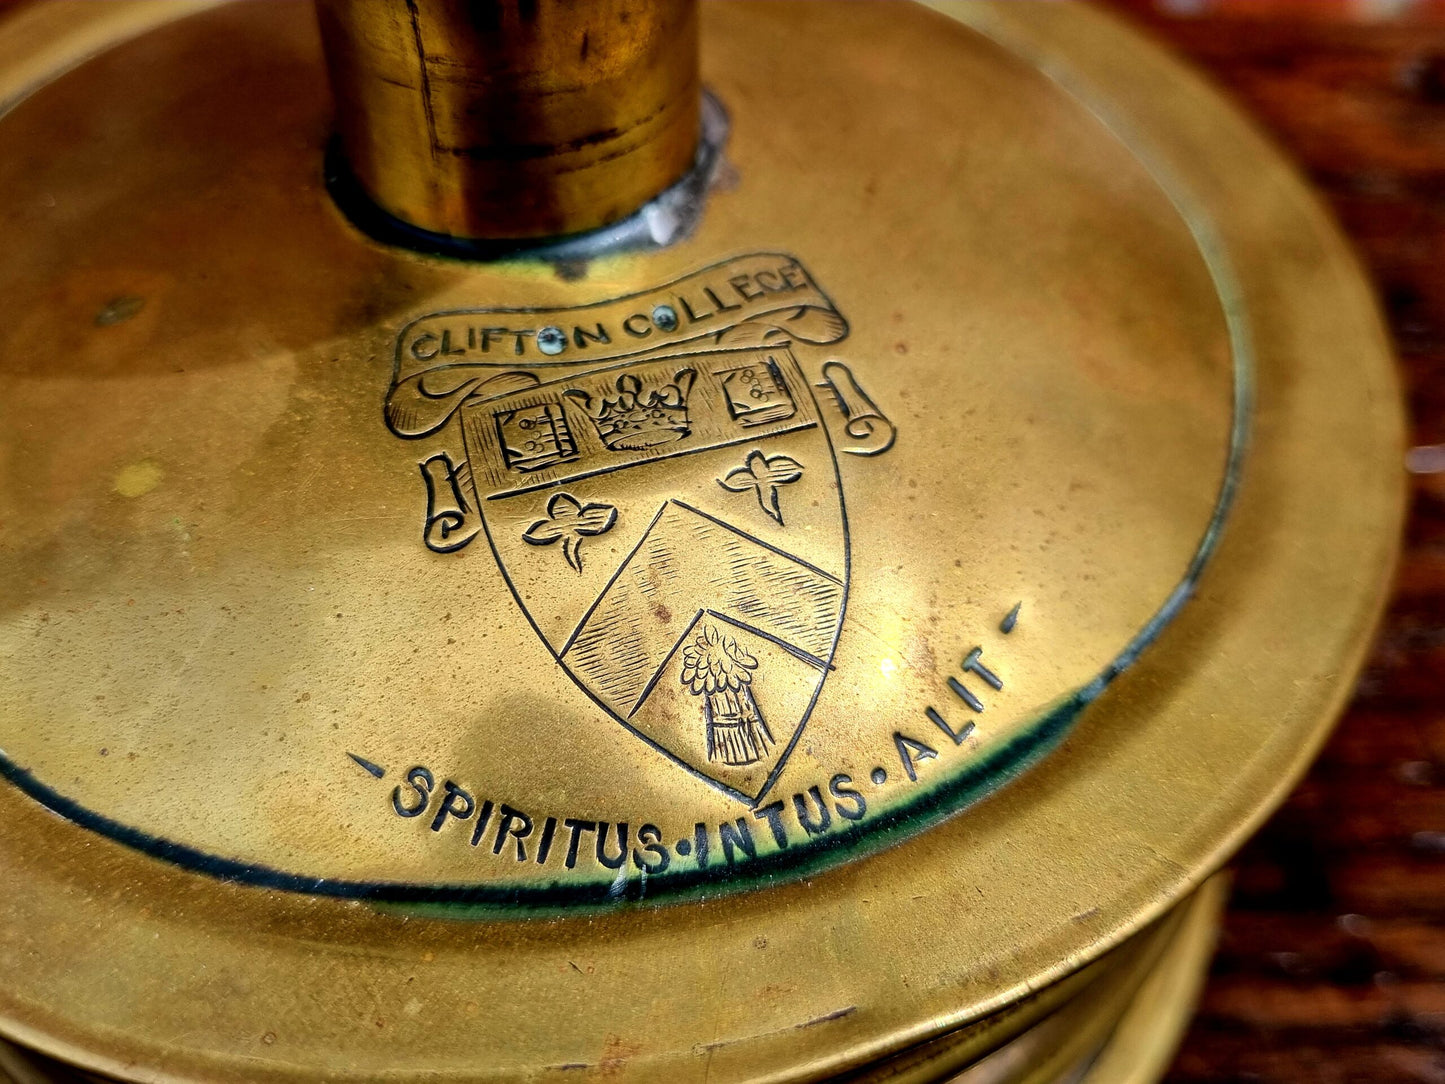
[0,2,1401,1082]
[0,0,1243,905]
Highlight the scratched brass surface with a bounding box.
[0,0,1238,905]
[1073,877,1227,1084]
[315,0,700,240]
[0,1,1403,1083]
[847,876,1213,1084]
[943,875,1226,1084]
[0,877,1225,1083]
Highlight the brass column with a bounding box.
[315,0,700,242]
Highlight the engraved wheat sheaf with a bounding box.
[681,624,774,767]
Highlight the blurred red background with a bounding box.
[1100,3,1445,1081]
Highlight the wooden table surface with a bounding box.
[1091,2,1445,1081]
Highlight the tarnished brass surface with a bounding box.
[847,878,1206,1084]
[0,1037,95,1082]
[0,877,1227,1083]
[0,2,1403,1083]
[315,0,700,241]
[1074,877,1228,1084]
[0,0,1240,908]
[947,875,1227,1084]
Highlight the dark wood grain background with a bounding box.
[1092,2,1445,1080]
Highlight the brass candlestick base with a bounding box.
[0,2,1401,1082]
[316,0,700,242]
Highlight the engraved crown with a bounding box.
[565,369,696,451]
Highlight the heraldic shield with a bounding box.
[460,346,845,802]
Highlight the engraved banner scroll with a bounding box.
[385,253,849,440]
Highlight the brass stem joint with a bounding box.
[316,0,701,243]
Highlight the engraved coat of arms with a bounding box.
[386,254,891,803]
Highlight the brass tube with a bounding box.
[315,0,700,242]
